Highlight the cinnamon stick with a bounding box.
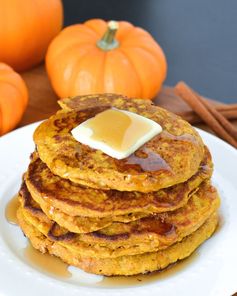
[218,103,237,110]
[220,109,237,119]
[179,107,237,124]
[174,81,237,148]
[199,95,237,140]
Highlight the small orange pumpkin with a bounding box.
[0,0,63,71]
[0,63,28,135]
[46,19,167,100]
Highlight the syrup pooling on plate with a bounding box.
[5,195,19,225]
[5,194,71,279]
[24,243,71,278]
[23,245,198,286]
[4,194,197,284]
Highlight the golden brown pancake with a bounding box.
[34,95,205,192]
[59,93,151,111]
[25,147,212,219]
[15,93,221,277]
[24,148,213,234]
[17,206,218,276]
[18,181,220,258]
[20,182,147,233]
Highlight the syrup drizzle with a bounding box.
[125,148,171,172]
[86,108,153,152]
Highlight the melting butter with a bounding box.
[71,108,162,159]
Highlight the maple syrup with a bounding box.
[87,109,153,151]
[125,148,171,172]
[5,195,19,225]
[6,195,70,279]
[24,243,71,278]
[5,194,204,286]
[72,108,162,159]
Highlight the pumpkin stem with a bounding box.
[97,21,119,51]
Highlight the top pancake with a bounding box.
[34,94,204,192]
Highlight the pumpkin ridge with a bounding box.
[118,48,144,97]
[98,51,106,93]
[116,26,134,42]
[84,19,107,37]
[83,24,103,38]
[0,80,24,134]
[123,45,167,78]
[0,78,28,108]
[68,47,97,96]
[47,42,95,68]
[0,62,28,135]
[118,26,147,42]
[59,24,99,38]
[124,27,153,40]
[135,41,167,77]
[121,47,166,98]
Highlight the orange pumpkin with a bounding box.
[0,63,28,135]
[46,19,167,100]
[0,0,63,71]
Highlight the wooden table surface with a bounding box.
[19,64,236,139]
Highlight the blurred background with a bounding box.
[63,0,237,103]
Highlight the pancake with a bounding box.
[18,182,220,258]
[24,154,213,234]
[25,147,212,220]
[20,182,147,233]
[14,92,221,277]
[59,93,153,111]
[24,148,212,234]
[17,206,218,276]
[34,95,205,192]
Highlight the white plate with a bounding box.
[0,122,236,296]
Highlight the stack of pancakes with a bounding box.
[17,94,220,276]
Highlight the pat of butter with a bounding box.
[71,108,162,159]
